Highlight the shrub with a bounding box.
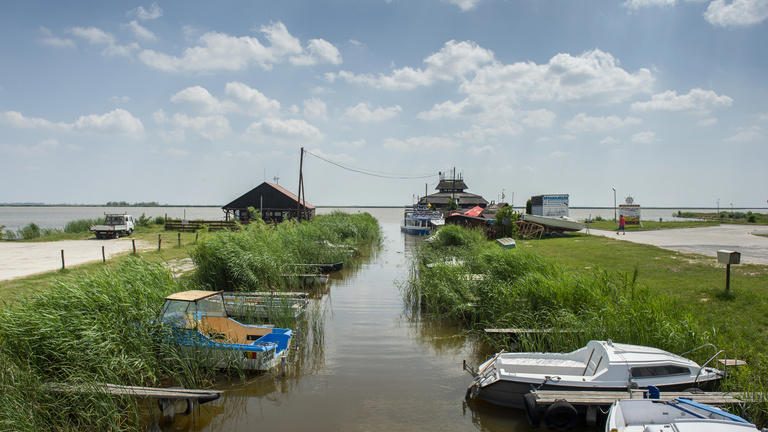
[153,215,165,225]
[748,215,757,223]
[136,213,152,227]
[64,218,102,233]
[19,223,41,240]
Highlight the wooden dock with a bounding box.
[484,328,582,334]
[530,389,762,406]
[50,383,222,403]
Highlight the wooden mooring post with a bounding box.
[157,234,162,251]
[132,239,136,255]
[195,232,199,244]
[60,249,65,270]
[101,246,106,263]
[177,232,181,248]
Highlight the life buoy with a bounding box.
[544,399,579,431]
[523,392,541,427]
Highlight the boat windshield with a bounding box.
[161,295,228,327]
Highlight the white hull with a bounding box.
[522,214,585,231]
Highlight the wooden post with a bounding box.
[177,232,181,248]
[102,246,106,263]
[61,249,65,270]
[195,232,199,244]
[296,147,304,221]
[158,234,162,251]
[726,263,731,293]
[132,239,136,255]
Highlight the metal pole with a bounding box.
[612,188,617,221]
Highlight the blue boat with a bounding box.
[161,290,292,371]
[401,205,444,235]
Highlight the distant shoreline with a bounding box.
[1,204,766,210]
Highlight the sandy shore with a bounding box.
[0,238,152,281]
[587,224,768,265]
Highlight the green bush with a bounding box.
[64,218,102,233]
[153,215,165,225]
[19,223,41,240]
[136,213,152,227]
[748,215,757,223]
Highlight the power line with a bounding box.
[303,149,438,180]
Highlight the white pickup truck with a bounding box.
[90,214,135,239]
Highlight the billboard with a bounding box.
[619,204,641,225]
[532,194,569,217]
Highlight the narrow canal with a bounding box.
[168,208,532,431]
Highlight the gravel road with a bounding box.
[0,238,152,281]
[587,224,768,265]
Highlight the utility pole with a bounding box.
[612,187,617,221]
[297,147,305,221]
[452,166,456,207]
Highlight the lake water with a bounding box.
[2,205,765,232]
[156,208,532,432]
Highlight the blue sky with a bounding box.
[1,0,766,207]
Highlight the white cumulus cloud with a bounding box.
[383,136,458,151]
[565,113,642,133]
[69,26,139,57]
[344,103,402,122]
[705,0,768,27]
[248,118,322,140]
[39,27,75,48]
[631,88,733,113]
[130,2,163,20]
[444,0,482,11]
[138,22,342,72]
[224,82,281,114]
[303,98,328,120]
[125,20,157,42]
[328,40,494,90]
[2,109,143,135]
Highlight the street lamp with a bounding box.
[612,187,617,221]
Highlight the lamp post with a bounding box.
[612,187,617,221]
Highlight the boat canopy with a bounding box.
[165,290,223,302]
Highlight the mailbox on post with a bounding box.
[717,249,741,293]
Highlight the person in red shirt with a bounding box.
[617,214,626,235]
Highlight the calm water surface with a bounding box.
[159,207,532,432]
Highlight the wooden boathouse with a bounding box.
[419,172,488,210]
[222,182,315,223]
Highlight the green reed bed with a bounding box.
[192,212,380,291]
[0,259,220,431]
[406,225,768,424]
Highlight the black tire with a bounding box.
[523,393,541,427]
[544,400,579,431]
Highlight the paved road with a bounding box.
[588,224,768,265]
[0,238,152,281]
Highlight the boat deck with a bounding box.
[530,389,760,406]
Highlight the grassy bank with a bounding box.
[585,219,720,231]
[0,259,220,431]
[193,212,380,291]
[1,214,167,241]
[407,225,768,423]
[678,211,768,225]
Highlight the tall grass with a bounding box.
[64,218,102,233]
[192,212,380,291]
[0,259,218,431]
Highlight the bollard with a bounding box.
[177,232,181,248]
[102,246,106,263]
[158,234,162,251]
[61,249,65,270]
[132,239,136,255]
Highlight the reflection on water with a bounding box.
[159,209,539,432]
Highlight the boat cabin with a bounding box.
[161,290,273,344]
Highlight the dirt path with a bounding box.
[588,224,768,264]
[0,238,153,281]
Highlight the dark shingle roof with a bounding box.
[223,182,315,210]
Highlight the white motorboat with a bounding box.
[606,397,758,431]
[522,214,585,232]
[467,340,723,410]
[401,205,444,235]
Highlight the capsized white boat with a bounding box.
[522,214,585,232]
[606,397,758,432]
[467,340,723,410]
